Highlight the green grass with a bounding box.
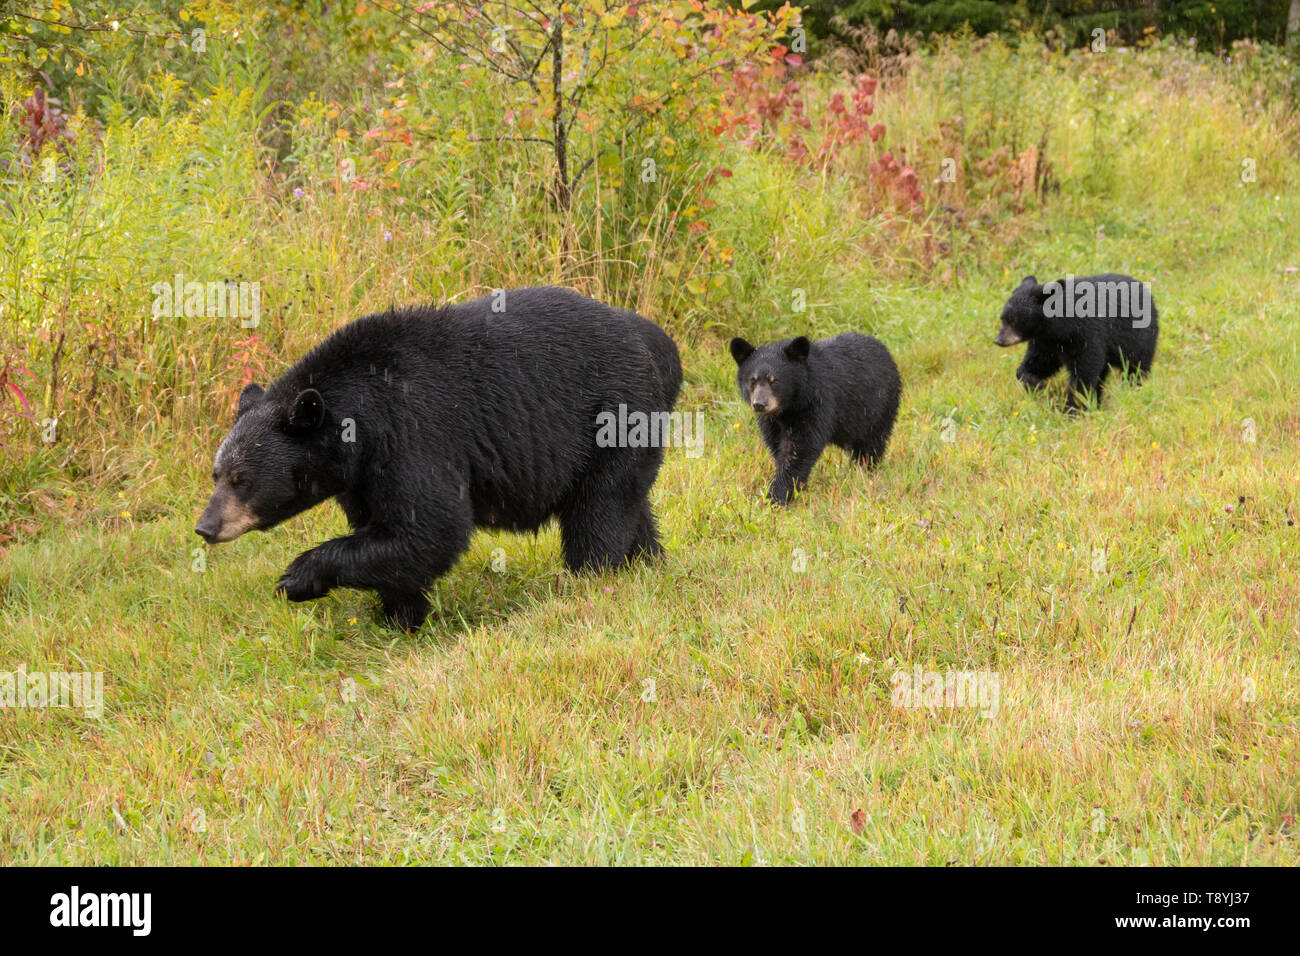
[2,32,1299,865]
[3,190,1298,864]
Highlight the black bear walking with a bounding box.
[994,273,1158,411]
[196,287,682,631]
[729,332,901,506]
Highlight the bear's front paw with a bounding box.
[766,483,795,507]
[381,590,431,633]
[275,553,334,602]
[1017,373,1045,392]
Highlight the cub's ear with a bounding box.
[286,388,326,434]
[729,337,755,365]
[1020,275,1038,288]
[784,336,811,363]
[237,383,265,418]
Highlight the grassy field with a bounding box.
[1,23,1298,864]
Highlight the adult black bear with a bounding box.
[196,287,682,630]
[994,273,1158,411]
[729,332,901,506]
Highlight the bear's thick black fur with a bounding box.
[995,273,1158,411]
[728,332,901,505]
[196,286,682,630]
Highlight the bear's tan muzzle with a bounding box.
[195,491,260,544]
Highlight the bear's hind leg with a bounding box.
[1065,356,1110,413]
[627,496,664,561]
[559,500,637,573]
[850,420,894,469]
[559,451,665,572]
[1113,347,1153,382]
[850,444,883,469]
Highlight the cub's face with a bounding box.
[728,336,811,417]
[995,275,1045,347]
[195,383,330,544]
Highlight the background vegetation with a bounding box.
[0,1,1297,863]
[777,0,1298,51]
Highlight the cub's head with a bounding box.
[728,335,812,417]
[195,383,334,544]
[995,275,1047,347]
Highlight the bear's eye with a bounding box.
[229,473,248,488]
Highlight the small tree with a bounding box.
[388,1,798,208]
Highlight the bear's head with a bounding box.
[196,383,341,544]
[729,336,812,417]
[995,275,1047,347]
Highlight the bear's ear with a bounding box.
[237,383,265,418]
[1020,275,1038,288]
[729,337,755,365]
[784,336,811,363]
[286,388,326,434]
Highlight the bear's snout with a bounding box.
[748,384,779,416]
[195,497,223,543]
[196,491,260,544]
[994,326,1023,347]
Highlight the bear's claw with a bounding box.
[275,554,333,602]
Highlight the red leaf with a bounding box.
[850,809,867,834]
[6,380,32,417]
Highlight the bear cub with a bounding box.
[995,273,1158,411]
[197,286,682,631]
[729,332,901,505]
